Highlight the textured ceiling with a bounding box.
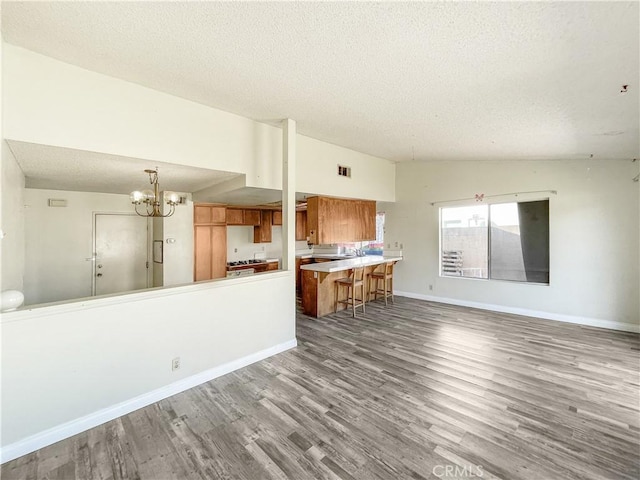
[197,187,282,207]
[8,141,241,195]
[194,187,309,207]
[2,2,639,162]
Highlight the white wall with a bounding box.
[23,188,197,304]
[3,44,271,184]
[297,135,396,201]
[226,225,308,262]
[23,189,134,305]
[1,272,296,452]
[385,159,640,329]
[3,44,395,202]
[0,141,25,292]
[152,215,164,287]
[159,193,194,287]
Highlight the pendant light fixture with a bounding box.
[130,167,180,217]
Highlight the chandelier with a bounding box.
[129,168,180,217]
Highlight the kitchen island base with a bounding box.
[300,256,401,318]
[301,267,378,317]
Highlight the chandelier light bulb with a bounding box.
[141,189,155,203]
[165,191,181,205]
[130,191,144,204]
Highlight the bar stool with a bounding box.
[335,266,366,317]
[369,261,395,305]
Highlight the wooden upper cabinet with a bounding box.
[226,208,244,225]
[295,211,307,241]
[307,196,376,244]
[269,209,307,240]
[306,199,319,244]
[243,209,261,226]
[254,210,273,243]
[194,205,210,225]
[211,206,226,224]
[360,201,376,240]
[225,208,261,226]
[194,204,226,225]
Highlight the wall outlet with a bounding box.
[394,241,398,247]
[429,284,433,291]
[172,357,181,371]
[400,243,404,249]
[234,248,238,253]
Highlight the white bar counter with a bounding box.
[300,255,403,273]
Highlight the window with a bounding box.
[365,212,385,253]
[440,200,549,284]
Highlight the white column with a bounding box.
[282,118,296,271]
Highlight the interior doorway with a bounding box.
[93,213,151,296]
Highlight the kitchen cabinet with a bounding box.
[295,211,307,241]
[300,257,400,317]
[254,210,273,243]
[243,209,261,226]
[306,196,376,244]
[226,208,244,225]
[193,204,227,281]
[194,204,226,225]
[272,210,282,226]
[296,257,313,291]
[194,225,227,281]
[226,208,261,226]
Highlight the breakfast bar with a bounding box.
[300,255,402,317]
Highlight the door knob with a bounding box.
[96,273,103,277]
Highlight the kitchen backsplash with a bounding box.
[227,226,309,262]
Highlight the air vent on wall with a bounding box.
[48,199,67,207]
[338,165,351,178]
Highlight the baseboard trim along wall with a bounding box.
[395,291,640,333]
[0,338,298,464]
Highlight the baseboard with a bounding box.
[0,338,297,464]
[395,291,639,333]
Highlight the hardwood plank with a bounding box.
[2,297,638,480]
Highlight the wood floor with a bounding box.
[3,297,639,480]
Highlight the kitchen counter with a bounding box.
[299,255,402,318]
[295,252,361,258]
[300,255,402,273]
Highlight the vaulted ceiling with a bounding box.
[2,1,638,162]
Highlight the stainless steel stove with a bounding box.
[227,259,266,267]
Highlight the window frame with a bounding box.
[438,198,550,285]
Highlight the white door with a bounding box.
[94,214,150,296]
